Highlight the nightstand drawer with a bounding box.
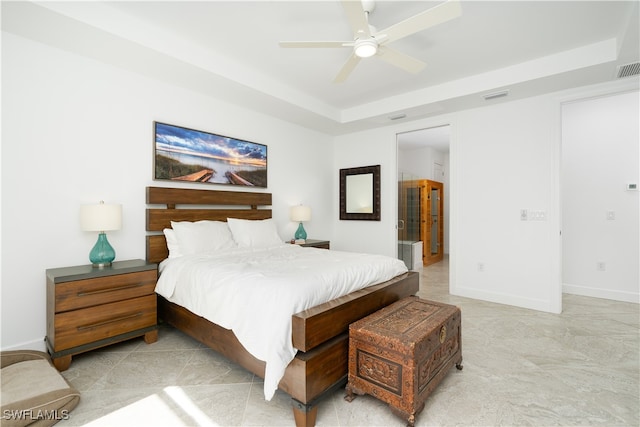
[52,294,156,351]
[54,270,157,313]
[308,242,330,249]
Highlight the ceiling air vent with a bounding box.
[388,113,407,121]
[483,90,509,101]
[616,62,640,79]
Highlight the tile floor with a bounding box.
[59,258,639,426]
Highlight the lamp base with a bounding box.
[294,222,307,240]
[89,232,116,268]
[92,262,113,269]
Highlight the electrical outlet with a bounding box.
[597,261,606,271]
[520,209,528,221]
[477,262,485,272]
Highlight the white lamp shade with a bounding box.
[290,205,311,222]
[80,203,122,231]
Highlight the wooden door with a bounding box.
[421,179,444,266]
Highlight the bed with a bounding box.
[145,186,419,427]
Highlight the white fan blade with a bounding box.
[279,41,352,49]
[378,0,462,43]
[341,0,370,38]
[376,45,426,74]
[334,53,361,83]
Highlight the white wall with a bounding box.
[444,152,450,254]
[562,91,640,303]
[334,83,638,314]
[335,95,564,314]
[398,146,447,181]
[452,96,562,312]
[332,127,399,256]
[1,33,333,350]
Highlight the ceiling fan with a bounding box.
[279,0,462,83]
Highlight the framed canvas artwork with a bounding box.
[154,122,267,188]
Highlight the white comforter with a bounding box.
[155,244,408,400]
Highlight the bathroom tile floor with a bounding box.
[59,257,639,426]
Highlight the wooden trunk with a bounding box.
[345,296,462,427]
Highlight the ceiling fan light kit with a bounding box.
[354,38,378,58]
[279,0,462,82]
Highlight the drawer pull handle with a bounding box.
[77,282,148,297]
[77,312,143,331]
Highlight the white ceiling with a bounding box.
[3,1,639,135]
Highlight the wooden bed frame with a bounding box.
[146,186,419,427]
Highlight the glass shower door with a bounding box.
[397,173,420,269]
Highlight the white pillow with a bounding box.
[170,220,237,255]
[163,228,183,258]
[227,218,283,248]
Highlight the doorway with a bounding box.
[397,125,450,269]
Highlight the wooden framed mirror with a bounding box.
[340,165,381,221]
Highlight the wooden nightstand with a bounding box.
[46,259,158,371]
[295,239,330,249]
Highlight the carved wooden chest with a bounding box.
[345,296,462,426]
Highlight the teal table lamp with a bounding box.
[80,201,122,268]
[290,205,311,241]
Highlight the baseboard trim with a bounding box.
[450,286,557,313]
[1,337,47,352]
[563,283,639,304]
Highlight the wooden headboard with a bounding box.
[145,186,272,263]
